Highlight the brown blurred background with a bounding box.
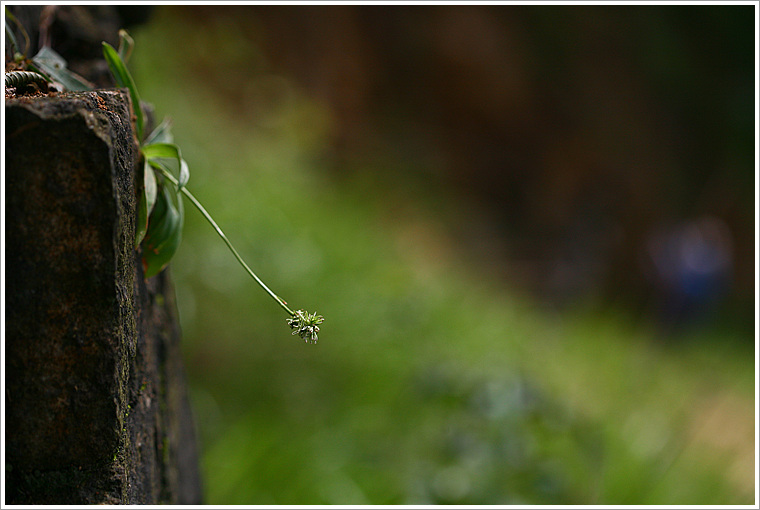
[180,4,756,329]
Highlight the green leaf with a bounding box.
[135,160,158,247]
[141,185,183,278]
[177,158,190,191]
[143,142,189,190]
[144,160,158,212]
[5,8,29,57]
[136,187,149,248]
[32,46,93,91]
[141,142,181,160]
[143,117,174,146]
[117,29,134,64]
[102,41,144,139]
[5,12,20,56]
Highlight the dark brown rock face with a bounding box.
[5,91,202,504]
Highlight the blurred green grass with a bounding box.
[130,8,755,505]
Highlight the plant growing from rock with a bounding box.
[101,32,324,344]
[4,19,323,343]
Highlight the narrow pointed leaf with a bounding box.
[141,185,183,278]
[135,160,159,246]
[102,41,143,139]
[142,142,181,160]
[32,46,93,91]
[117,29,134,64]
[143,117,174,146]
[143,142,189,191]
[178,158,190,190]
[144,160,158,214]
[136,191,148,248]
[6,8,30,56]
[5,18,20,56]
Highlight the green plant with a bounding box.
[5,7,93,91]
[4,18,323,343]
[101,31,323,343]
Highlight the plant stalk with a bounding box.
[157,168,295,316]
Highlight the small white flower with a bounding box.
[287,310,324,344]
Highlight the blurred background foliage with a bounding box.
[113,4,755,504]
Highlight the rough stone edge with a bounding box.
[5,89,201,504]
[5,90,139,504]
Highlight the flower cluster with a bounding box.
[287,310,324,344]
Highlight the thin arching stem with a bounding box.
[157,167,295,317]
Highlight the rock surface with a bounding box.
[5,90,202,504]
